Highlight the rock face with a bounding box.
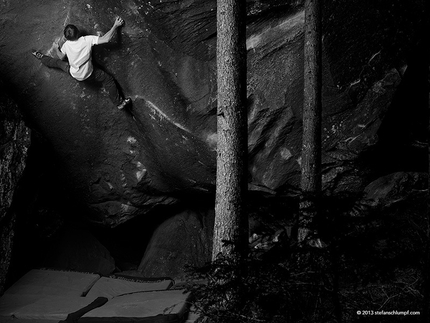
[364,172,428,208]
[138,210,214,278]
[0,0,425,226]
[0,83,31,295]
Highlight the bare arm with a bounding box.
[52,36,66,60]
[98,17,124,44]
[55,46,66,60]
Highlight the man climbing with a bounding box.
[32,17,131,110]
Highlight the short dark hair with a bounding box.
[64,24,79,40]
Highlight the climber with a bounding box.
[31,17,131,110]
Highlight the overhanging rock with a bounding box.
[0,0,423,226]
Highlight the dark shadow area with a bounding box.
[358,40,428,180]
[6,131,73,288]
[90,203,187,272]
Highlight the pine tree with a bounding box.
[423,8,430,318]
[298,0,323,246]
[212,0,248,261]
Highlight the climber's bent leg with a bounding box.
[86,68,123,106]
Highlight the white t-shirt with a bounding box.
[61,35,99,81]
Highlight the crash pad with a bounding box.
[86,276,173,299]
[81,290,191,322]
[0,294,43,317]
[0,269,190,323]
[3,269,100,297]
[0,269,100,317]
[9,295,101,321]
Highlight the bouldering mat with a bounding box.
[0,269,190,323]
[0,269,100,317]
[86,276,174,299]
[3,269,100,297]
[9,296,102,321]
[81,290,191,323]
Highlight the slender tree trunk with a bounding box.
[424,139,430,320]
[212,0,248,261]
[422,2,430,321]
[298,0,322,245]
[423,39,430,323]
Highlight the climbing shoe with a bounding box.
[117,97,131,110]
[31,50,44,59]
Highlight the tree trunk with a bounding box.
[212,0,248,261]
[422,2,430,320]
[423,33,430,323]
[298,0,322,245]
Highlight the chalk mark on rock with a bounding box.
[133,95,191,134]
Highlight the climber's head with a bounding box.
[64,24,79,41]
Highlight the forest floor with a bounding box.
[185,191,428,322]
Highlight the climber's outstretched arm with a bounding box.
[98,17,124,45]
